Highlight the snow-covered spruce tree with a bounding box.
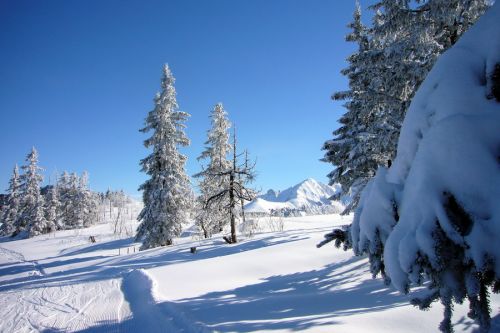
[56,171,93,230]
[323,1,488,214]
[16,147,47,237]
[423,0,490,50]
[205,127,256,244]
[136,64,193,250]
[194,103,232,238]
[320,3,500,332]
[0,165,21,236]
[44,185,59,233]
[27,193,48,237]
[322,2,381,214]
[76,171,98,228]
[56,171,72,230]
[63,173,82,229]
[357,0,489,204]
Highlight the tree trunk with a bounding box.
[228,127,238,243]
[229,172,237,243]
[201,222,209,239]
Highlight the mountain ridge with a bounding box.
[245,178,344,215]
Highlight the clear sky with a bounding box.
[0,0,373,197]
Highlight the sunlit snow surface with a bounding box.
[1,214,498,332]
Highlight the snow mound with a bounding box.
[122,269,209,333]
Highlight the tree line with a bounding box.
[0,148,99,237]
[0,65,257,246]
[0,148,135,238]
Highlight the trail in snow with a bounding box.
[120,269,210,333]
[0,279,125,332]
[0,245,25,262]
[0,245,46,278]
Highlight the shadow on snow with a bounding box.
[68,256,408,332]
[0,230,309,293]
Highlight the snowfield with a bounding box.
[0,215,498,332]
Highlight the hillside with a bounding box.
[0,214,498,332]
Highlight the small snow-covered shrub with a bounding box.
[266,214,285,233]
[239,218,261,238]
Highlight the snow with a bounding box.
[244,198,293,213]
[1,213,498,332]
[344,3,500,330]
[379,2,500,292]
[274,178,338,205]
[246,178,345,214]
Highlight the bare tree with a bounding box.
[205,127,256,244]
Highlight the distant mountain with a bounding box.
[259,189,279,201]
[245,178,346,215]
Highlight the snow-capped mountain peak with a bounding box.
[246,178,344,214]
[276,178,339,205]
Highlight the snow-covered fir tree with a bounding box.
[71,173,86,228]
[194,103,232,238]
[76,171,98,228]
[55,171,97,230]
[323,0,489,214]
[27,194,48,237]
[44,185,59,233]
[16,147,47,237]
[322,2,379,213]
[136,64,193,250]
[56,171,71,230]
[423,0,490,50]
[320,3,498,332]
[64,173,82,229]
[0,165,21,236]
[366,0,489,162]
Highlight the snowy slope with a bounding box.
[244,198,293,213]
[275,178,339,206]
[0,214,498,332]
[246,178,344,214]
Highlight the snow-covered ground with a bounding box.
[0,214,498,332]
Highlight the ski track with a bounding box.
[0,245,46,278]
[0,275,125,332]
[0,245,26,263]
[0,250,208,332]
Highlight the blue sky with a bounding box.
[0,0,373,196]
